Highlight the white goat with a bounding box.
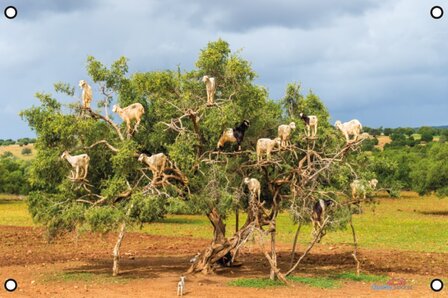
[335,119,363,142]
[112,103,145,133]
[351,178,377,201]
[350,180,366,201]
[202,75,216,105]
[244,177,261,201]
[256,137,281,162]
[369,179,378,190]
[61,151,90,180]
[177,276,186,296]
[278,122,296,147]
[299,113,318,137]
[79,80,92,109]
[138,153,167,178]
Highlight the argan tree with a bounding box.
[21,39,369,280]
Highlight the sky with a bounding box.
[0,0,447,139]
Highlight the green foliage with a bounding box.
[281,82,303,118]
[2,151,13,158]
[21,147,32,155]
[369,140,448,197]
[165,197,194,214]
[0,154,30,194]
[361,137,379,151]
[0,139,16,146]
[20,39,286,239]
[19,38,378,245]
[27,191,83,238]
[420,131,433,143]
[85,206,123,233]
[129,193,167,223]
[409,143,448,196]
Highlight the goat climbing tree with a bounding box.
[21,39,373,280]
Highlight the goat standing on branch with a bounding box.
[278,122,296,147]
[244,177,261,202]
[61,151,90,180]
[112,103,145,135]
[256,137,281,162]
[369,178,378,190]
[311,199,333,242]
[138,153,167,179]
[299,113,318,137]
[335,119,362,142]
[350,178,377,201]
[217,120,250,151]
[79,80,93,109]
[202,75,216,106]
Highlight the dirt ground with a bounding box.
[0,226,446,297]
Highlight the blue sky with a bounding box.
[1,0,447,138]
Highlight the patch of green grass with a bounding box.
[332,272,388,282]
[229,273,388,289]
[2,192,448,253]
[287,276,340,289]
[0,197,34,226]
[228,278,284,288]
[411,133,421,140]
[43,272,130,284]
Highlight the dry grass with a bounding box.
[375,136,391,150]
[0,144,36,160]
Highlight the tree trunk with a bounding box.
[112,221,126,276]
[290,221,302,267]
[350,218,361,276]
[235,207,239,233]
[188,208,255,274]
[112,203,133,276]
[270,228,277,280]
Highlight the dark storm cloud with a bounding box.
[155,0,380,31]
[0,0,447,138]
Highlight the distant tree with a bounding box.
[0,154,30,194]
[383,128,393,136]
[420,132,433,143]
[21,148,32,155]
[2,151,13,158]
[410,143,448,196]
[418,126,436,137]
[368,128,381,137]
[280,82,303,119]
[361,137,379,151]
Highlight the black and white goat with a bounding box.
[189,252,201,264]
[311,199,334,241]
[217,120,250,151]
[299,113,318,137]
